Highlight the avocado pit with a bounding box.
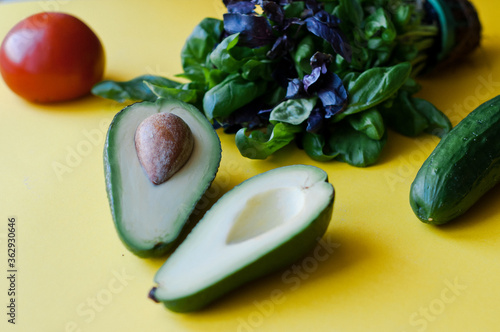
[135,113,194,185]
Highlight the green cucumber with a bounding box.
[410,95,500,225]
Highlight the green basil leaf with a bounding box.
[323,2,338,14]
[181,18,224,70]
[337,62,411,120]
[393,3,412,30]
[283,1,305,18]
[236,123,302,159]
[329,122,387,167]
[412,98,452,138]
[401,77,421,94]
[176,67,205,84]
[367,38,394,52]
[303,132,338,162]
[381,91,429,137]
[203,68,228,90]
[203,74,267,121]
[210,33,246,73]
[262,84,287,107]
[365,8,396,43]
[337,44,371,73]
[179,18,224,84]
[347,108,385,140]
[292,35,316,78]
[144,82,199,104]
[337,0,363,27]
[241,59,273,81]
[210,33,271,79]
[269,97,317,125]
[91,75,180,103]
[341,71,360,91]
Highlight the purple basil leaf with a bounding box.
[303,52,331,92]
[254,0,293,5]
[252,0,294,6]
[262,1,285,25]
[303,66,322,92]
[227,1,255,14]
[324,104,345,118]
[317,71,348,117]
[305,11,352,61]
[285,78,306,99]
[223,13,275,47]
[306,107,325,133]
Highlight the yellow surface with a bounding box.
[1,0,500,331]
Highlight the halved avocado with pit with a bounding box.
[104,98,221,257]
[149,165,334,312]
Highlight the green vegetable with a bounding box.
[410,95,500,225]
[149,165,334,312]
[269,97,317,125]
[144,81,199,104]
[209,33,247,74]
[179,18,224,83]
[92,0,481,166]
[329,122,387,167]
[91,75,180,103]
[347,109,385,141]
[104,98,221,257]
[412,98,453,138]
[303,132,339,162]
[338,62,412,120]
[235,123,302,160]
[292,35,317,78]
[203,73,267,121]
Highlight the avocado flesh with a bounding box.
[104,98,221,257]
[151,165,335,312]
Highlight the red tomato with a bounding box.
[0,12,105,103]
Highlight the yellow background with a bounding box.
[1,0,500,331]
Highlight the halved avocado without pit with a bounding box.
[104,98,221,257]
[149,165,335,312]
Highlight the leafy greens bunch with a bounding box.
[93,0,455,166]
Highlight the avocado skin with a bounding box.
[103,98,221,257]
[153,174,334,312]
[410,95,500,225]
